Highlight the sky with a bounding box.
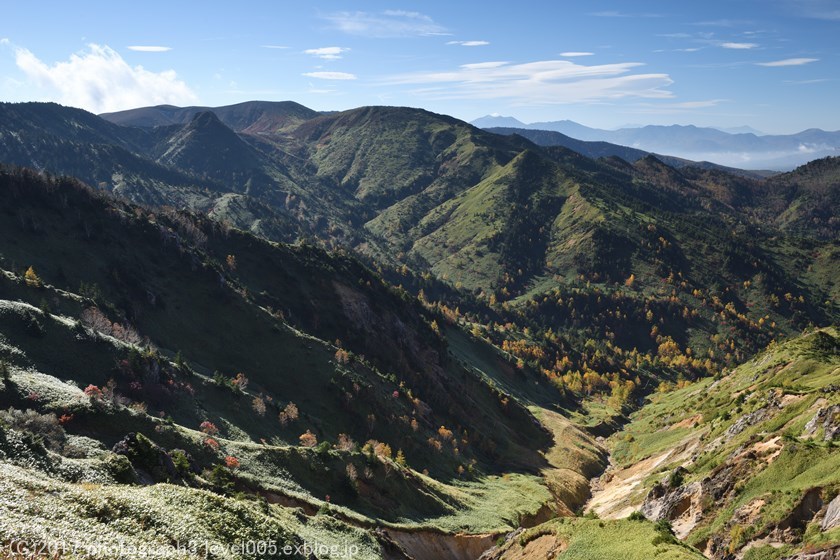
[1,0,838,134]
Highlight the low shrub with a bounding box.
[0,407,66,452]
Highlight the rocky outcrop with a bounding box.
[642,479,704,538]
[804,405,840,441]
[479,531,567,560]
[642,457,757,522]
[726,406,773,438]
[641,455,773,551]
[775,488,824,534]
[725,390,786,439]
[822,494,840,532]
[780,545,840,560]
[111,432,179,484]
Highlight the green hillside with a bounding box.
[587,328,840,559]
[0,168,614,559]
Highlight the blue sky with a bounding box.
[1,0,838,133]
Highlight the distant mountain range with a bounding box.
[483,127,773,179]
[471,115,840,170]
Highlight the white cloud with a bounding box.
[304,46,349,60]
[447,40,490,47]
[756,57,818,67]
[12,43,196,113]
[126,45,172,52]
[384,59,673,104]
[323,10,446,37]
[721,42,758,49]
[303,71,357,80]
[559,51,594,57]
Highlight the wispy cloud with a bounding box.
[720,42,758,49]
[383,59,674,105]
[784,78,829,84]
[11,43,196,113]
[669,99,726,108]
[692,18,753,26]
[785,0,840,20]
[626,99,727,114]
[126,45,172,52]
[323,10,446,38]
[303,71,357,80]
[559,51,594,57]
[589,10,663,18]
[757,57,818,67]
[447,40,489,47]
[461,61,508,69]
[304,46,349,60]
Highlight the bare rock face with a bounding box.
[725,390,784,440]
[381,529,497,560]
[780,545,840,560]
[643,481,701,517]
[804,405,840,441]
[641,469,705,538]
[726,406,772,438]
[822,494,840,532]
[775,488,824,534]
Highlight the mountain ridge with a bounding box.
[484,126,773,179]
[472,115,840,170]
[100,99,320,133]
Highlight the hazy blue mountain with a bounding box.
[469,114,528,128]
[484,126,770,178]
[713,125,766,135]
[471,116,840,169]
[527,119,606,141]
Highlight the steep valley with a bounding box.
[0,100,837,559]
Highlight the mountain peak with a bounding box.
[156,109,262,184]
[189,110,224,127]
[471,114,528,128]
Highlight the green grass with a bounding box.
[609,380,709,467]
[496,517,705,560]
[0,459,386,560]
